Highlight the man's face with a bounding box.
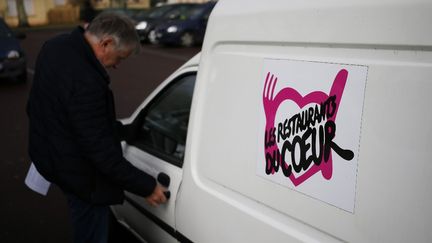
[98,37,133,69]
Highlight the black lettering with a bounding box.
[311,125,324,165]
[296,115,302,135]
[267,98,355,178]
[265,127,276,148]
[266,148,282,175]
[283,118,290,139]
[265,151,275,175]
[277,122,283,143]
[280,140,292,177]
[308,107,315,127]
[324,120,354,162]
[318,102,327,123]
[327,95,337,118]
[314,104,322,123]
[291,135,303,173]
[289,117,296,137]
[300,110,306,132]
[300,128,313,171]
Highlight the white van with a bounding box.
[112,0,432,242]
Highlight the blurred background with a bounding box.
[0,0,211,242]
[1,0,210,27]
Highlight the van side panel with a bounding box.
[176,0,432,242]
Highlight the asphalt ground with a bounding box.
[0,27,200,243]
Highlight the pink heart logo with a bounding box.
[263,69,353,186]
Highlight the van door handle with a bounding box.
[157,172,170,187]
[157,172,171,199]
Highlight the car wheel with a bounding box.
[180,32,194,47]
[148,30,158,44]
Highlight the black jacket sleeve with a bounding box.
[67,78,156,197]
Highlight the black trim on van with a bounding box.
[124,196,194,243]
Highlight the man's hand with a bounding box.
[145,184,168,207]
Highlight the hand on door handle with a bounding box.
[146,184,168,207]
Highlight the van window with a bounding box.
[131,73,196,167]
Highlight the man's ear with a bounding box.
[99,36,115,50]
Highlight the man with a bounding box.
[27,13,167,243]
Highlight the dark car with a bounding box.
[135,3,198,43]
[98,8,149,21]
[0,18,27,82]
[154,2,216,47]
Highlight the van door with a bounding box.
[117,72,196,243]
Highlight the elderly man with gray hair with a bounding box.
[27,13,167,243]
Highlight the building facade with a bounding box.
[1,0,62,26]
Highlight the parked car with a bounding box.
[112,0,432,242]
[135,3,198,43]
[153,1,216,47]
[99,8,144,18]
[0,18,27,82]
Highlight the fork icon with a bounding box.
[262,72,282,175]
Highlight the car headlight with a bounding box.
[136,21,148,30]
[167,26,178,33]
[7,50,20,59]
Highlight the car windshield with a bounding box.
[102,9,137,19]
[162,5,192,20]
[181,4,210,20]
[148,5,174,18]
[0,20,12,38]
[134,10,150,19]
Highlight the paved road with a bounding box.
[0,27,200,243]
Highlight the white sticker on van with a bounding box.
[257,59,367,213]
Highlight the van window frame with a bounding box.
[127,71,197,168]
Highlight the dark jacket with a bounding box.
[27,27,156,205]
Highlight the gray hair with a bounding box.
[86,12,141,53]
